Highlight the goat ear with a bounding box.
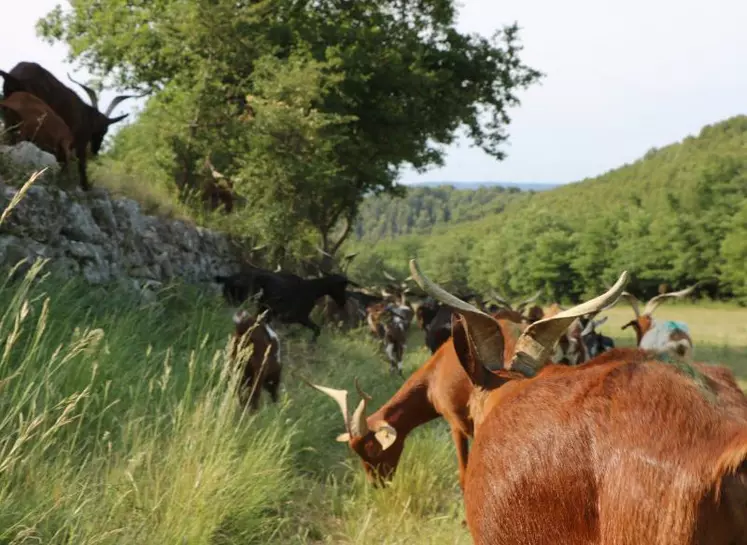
[451,313,505,390]
[409,258,506,382]
[336,432,351,443]
[372,421,397,451]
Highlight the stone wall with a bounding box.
[0,145,241,291]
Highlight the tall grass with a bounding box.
[0,262,296,544]
[0,172,744,544]
[0,265,472,544]
[0,174,292,544]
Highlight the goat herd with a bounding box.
[215,260,746,544]
[1,59,744,545]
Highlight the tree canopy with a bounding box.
[38,0,542,262]
[352,184,527,242]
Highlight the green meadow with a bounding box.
[0,257,744,544]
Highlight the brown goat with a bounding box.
[0,91,75,171]
[523,304,545,323]
[1,62,143,190]
[305,317,525,489]
[230,309,282,411]
[415,299,440,331]
[202,178,235,213]
[541,302,565,318]
[318,294,365,330]
[411,261,747,545]
[201,157,237,213]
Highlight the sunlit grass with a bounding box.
[0,267,472,544]
[0,171,744,543]
[89,160,193,220]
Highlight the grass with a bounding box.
[0,266,744,545]
[88,159,195,221]
[0,261,472,544]
[0,172,745,544]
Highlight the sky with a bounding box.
[2,0,746,185]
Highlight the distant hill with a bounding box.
[346,115,747,302]
[404,181,561,192]
[353,184,529,242]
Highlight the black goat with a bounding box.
[215,266,356,341]
[423,305,454,354]
[579,315,615,358]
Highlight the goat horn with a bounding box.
[315,246,333,257]
[410,259,506,371]
[594,316,609,328]
[411,260,489,318]
[350,378,370,437]
[298,376,358,438]
[104,91,148,118]
[382,271,397,282]
[580,318,597,337]
[643,283,699,316]
[68,73,99,110]
[619,291,641,318]
[580,313,607,337]
[510,271,629,376]
[516,290,542,311]
[490,290,514,310]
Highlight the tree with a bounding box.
[344,115,747,301]
[38,0,542,261]
[721,201,747,302]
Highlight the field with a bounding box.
[0,263,745,545]
[2,1,744,541]
[602,304,747,388]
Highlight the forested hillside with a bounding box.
[345,115,747,302]
[353,185,527,241]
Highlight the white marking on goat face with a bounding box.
[233,309,251,325]
[263,323,281,362]
[667,339,693,360]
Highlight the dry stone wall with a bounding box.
[0,143,241,292]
